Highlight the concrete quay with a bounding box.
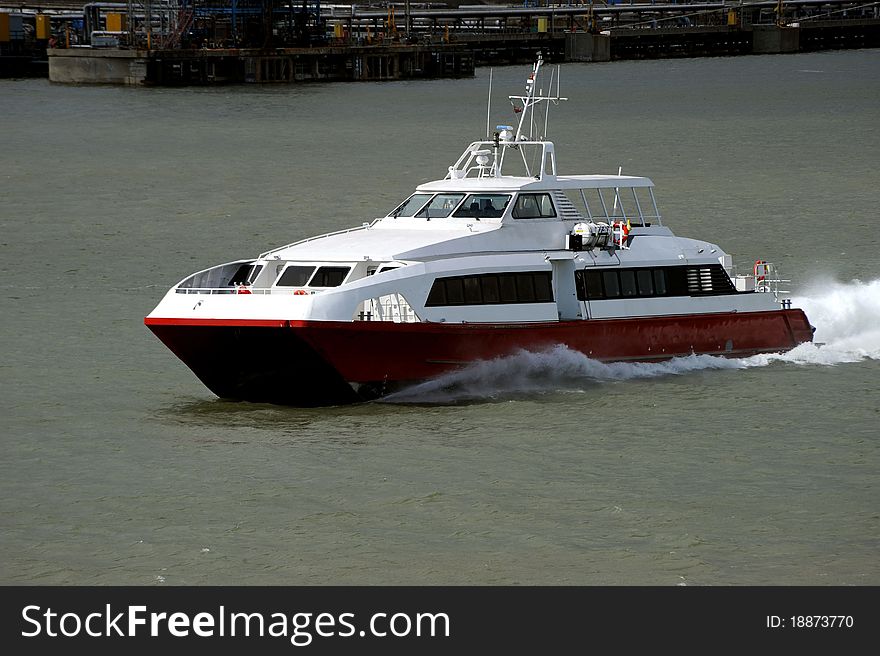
[44,17,880,86]
[48,43,476,85]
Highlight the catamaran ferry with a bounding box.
[145,56,813,405]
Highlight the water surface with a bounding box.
[1,50,878,585]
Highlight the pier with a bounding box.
[1,1,878,84]
[47,42,475,84]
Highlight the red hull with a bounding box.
[146,309,813,405]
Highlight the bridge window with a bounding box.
[416,193,465,219]
[512,193,556,219]
[453,194,511,219]
[388,193,432,217]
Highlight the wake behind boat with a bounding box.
[145,56,814,406]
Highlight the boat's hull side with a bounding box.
[145,309,813,405]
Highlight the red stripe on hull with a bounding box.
[146,309,812,405]
[291,309,813,383]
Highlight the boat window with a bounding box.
[416,194,465,219]
[463,277,482,304]
[602,271,620,298]
[515,274,536,302]
[308,266,351,288]
[574,265,736,301]
[512,193,556,219]
[637,269,654,296]
[452,194,511,219]
[227,263,263,286]
[445,278,465,304]
[585,270,603,299]
[276,265,315,287]
[652,269,666,296]
[426,280,447,306]
[426,272,554,307]
[499,275,517,303]
[369,264,402,277]
[179,262,244,289]
[533,274,554,302]
[481,275,501,303]
[619,270,637,297]
[389,193,433,217]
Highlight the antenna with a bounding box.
[508,53,568,141]
[613,166,622,215]
[544,66,555,137]
[486,68,493,139]
[557,64,561,100]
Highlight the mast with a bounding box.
[493,53,567,177]
[486,68,493,140]
[507,53,567,141]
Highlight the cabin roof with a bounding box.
[416,174,654,193]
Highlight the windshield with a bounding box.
[416,194,465,219]
[388,193,432,217]
[452,194,511,219]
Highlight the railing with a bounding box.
[175,286,314,295]
[259,221,376,259]
[174,285,423,322]
[177,287,263,294]
[755,262,791,301]
[731,261,791,305]
[359,293,421,323]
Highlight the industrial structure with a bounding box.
[2,1,879,82]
